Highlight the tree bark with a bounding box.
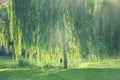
[63,42,67,69]
[62,27,67,69]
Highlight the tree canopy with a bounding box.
[0,0,120,68]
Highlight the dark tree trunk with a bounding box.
[62,26,67,69]
[63,43,67,69]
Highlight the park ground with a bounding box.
[0,68,120,80]
[0,56,120,80]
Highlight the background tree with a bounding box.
[1,0,120,68]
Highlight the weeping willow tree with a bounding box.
[69,0,120,61]
[0,3,9,49]
[1,0,120,68]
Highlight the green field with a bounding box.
[0,57,120,80]
[0,68,120,80]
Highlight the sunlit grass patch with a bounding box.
[0,69,10,72]
[78,59,120,68]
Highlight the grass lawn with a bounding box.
[1,56,120,80]
[0,68,120,80]
[0,56,18,68]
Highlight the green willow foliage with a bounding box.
[0,4,9,48]
[0,0,120,67]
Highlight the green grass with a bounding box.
[1,57,120,80]
[0,68,120,80]
[0,56,38,68]
[0,56,18,68]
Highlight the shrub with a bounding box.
[43,64,54,70]
[18,58,40,68]
[18,58,30,67]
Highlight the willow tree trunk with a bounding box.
[62,27,67,69]
[63,41,67,69]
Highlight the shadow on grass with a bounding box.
[0,68,120,80]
